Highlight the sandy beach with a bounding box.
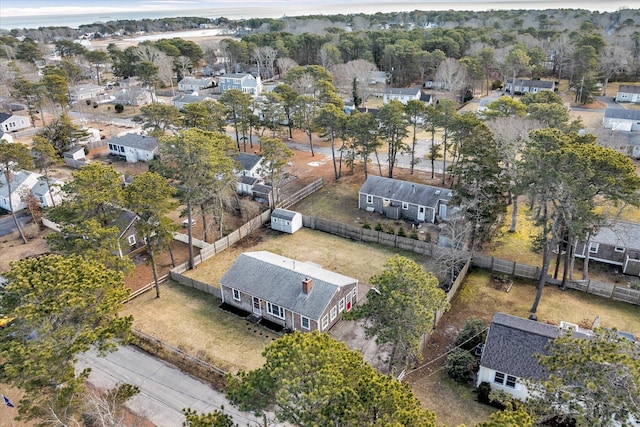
[89,28,238,50]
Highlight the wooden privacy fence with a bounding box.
[170,270,222,298]
[277,178,324,209]
[471,254,540,280]
[567,279,640,305]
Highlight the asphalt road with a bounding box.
[0,212,32,237]
[77,345,276,427]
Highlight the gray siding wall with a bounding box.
[359,193,437,223]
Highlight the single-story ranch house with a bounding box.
[220,251,358,332]
[358,175,453,223]
[505,79,555,94]
[603,108,640,132]
[107,133,158,163]
[615,85,640,103]
[477,312,590,401]
[574,220,640,276]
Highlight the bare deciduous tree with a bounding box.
[253,46,278,80]
[434,58,469,99]
[599,45,630,96]
[276,57,298,79]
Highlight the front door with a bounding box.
[252,297,261,315]
[417,206,426,221]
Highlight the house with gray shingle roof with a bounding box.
[477,312,590,401]
[233,152,265,195]
[218,73,262,96]
[358,175,454,223]
[107,133,158,163]
[603,108,640,132]
[383,86,421,105]
[574,220,640,276]
[220,251,358,332]
[615,85,640,103]
[177,77,213,93]
[505,79,555,95]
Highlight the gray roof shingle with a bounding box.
[0,112,13,123]
[234,152,262,171]
[509,79,555,89]
[220,251,357,320]
[359,175,453,208]
[386,87,421,96]
[604,108,640,120]
[618,85,640,95]
[272,208,297,221]
[589,220,640,251]
[480,313,589,380]
[108,134,158,152]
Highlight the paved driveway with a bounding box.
[0,212,31,237]
[77,345,277,427]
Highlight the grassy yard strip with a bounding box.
[184,227,439,287]
[120,280,273,373]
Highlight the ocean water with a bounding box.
[0,0,634,31]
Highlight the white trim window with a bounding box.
[402,202,409,210]
[267,302,285,319]
[588,242,599,254]
[614,246,625,253]
[338,298,345,313]
[321,315,329,330]
[127,235,136,246]
[301,316,310,330]
[494,371,517,388]
[330,306,337,321]
[232,288,241,301]
[366,195,373,204]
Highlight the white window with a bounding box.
[366,195,373,204]
[232,288,241,301]
[301,316,310,330]
[338,298,345,312]
[494,371,517,389]
[402,202,409,210]
[127,235,136,246]
[614,246,625,253]
[589,242,599,253]
[321,315,329,330]
[267,302,285,319]
[330,306,337,321]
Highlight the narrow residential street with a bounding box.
[77,345,275,427]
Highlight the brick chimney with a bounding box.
[302,277,313,294]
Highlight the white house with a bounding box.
[63,146,87,168]
[0,113,30,133]
[0,170,63,212]
[603,108,640,132]
[233,152,264,195]
[218,73,263,96]
[271,208,302,234]
[0,131,14,143]
[383,87,421,105]
[69,84,104,103]
[477,312,591,402]
[505,79,555,94]
[107,133,158,163]
[615,85,640,103]
[178,77,214,93]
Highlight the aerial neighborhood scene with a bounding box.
[2,0,640,426]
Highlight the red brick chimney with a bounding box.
[302,277,313,294]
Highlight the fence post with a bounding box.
[512,261,517,276]
[610,284,616,298]
[490,257,495,272]
[586,280,591,293]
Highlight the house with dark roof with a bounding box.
[0,112,30,133]
[233,152,264,195]
[270,208,302,234]
[358,175,454,223]
[505,79,555,94]
[220,251,358,332]
[477,312,590,401]
[111,209,144,258]
[383,87,421,105]
[603,108,640,132]
[615,85,640,103]
[574,220,640,276]
[107,133,158,163]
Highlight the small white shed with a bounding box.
[271,208,302,234]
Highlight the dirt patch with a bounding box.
[0,226,52,273]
